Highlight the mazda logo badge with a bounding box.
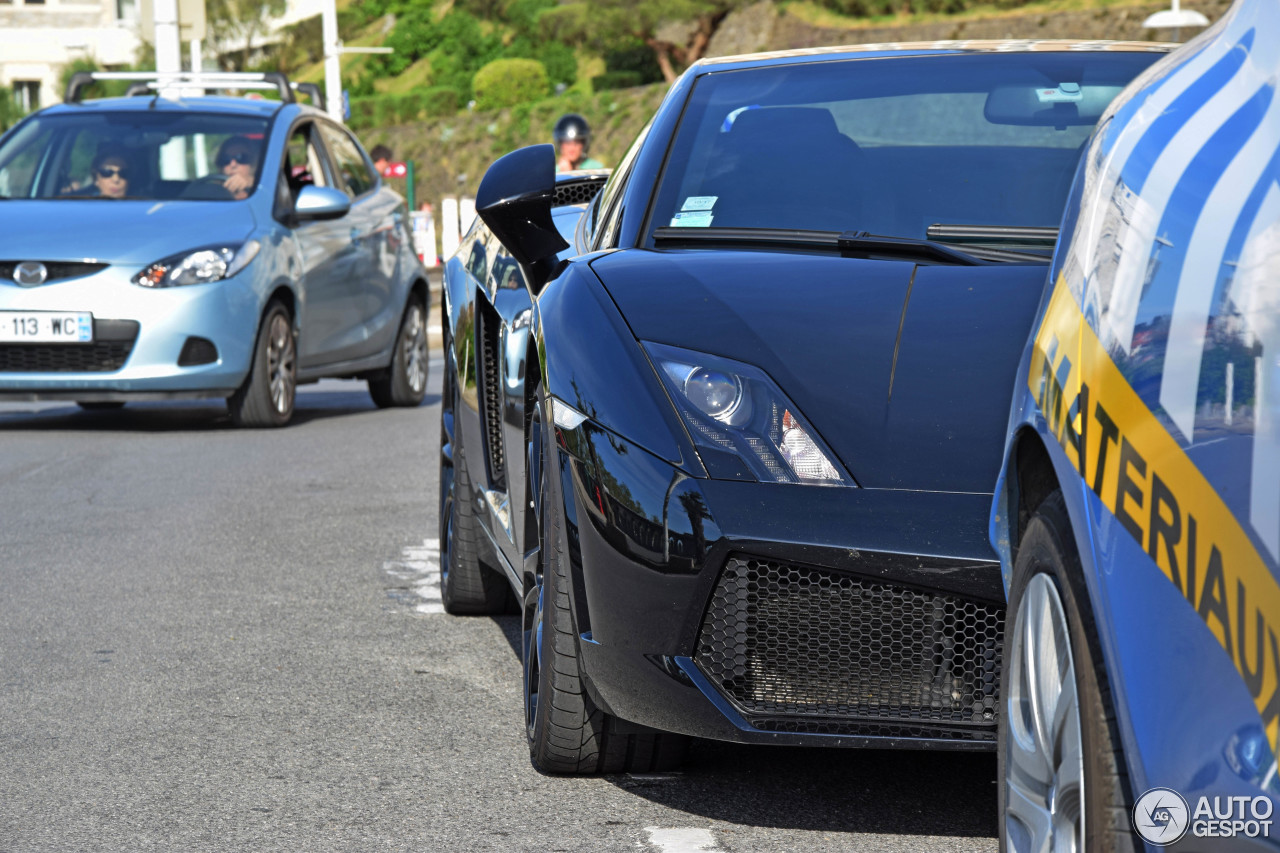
[13,261,48,287]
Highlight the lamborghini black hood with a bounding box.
[589,248,1046,493]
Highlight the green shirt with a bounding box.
[558,156,604,172]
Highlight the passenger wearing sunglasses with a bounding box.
[90,147,130,199]
[216,136,259,200]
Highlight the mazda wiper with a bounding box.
[927,224,1058,246]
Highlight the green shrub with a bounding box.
[472,58,549,110]
[592,71,643,91]
[603,38,664,86]
[347,94,408,129]
[348,96,377,130]
[374,9,500,94]
[421,86,459,117]
[394,93,423,123]
[536,41,577,87]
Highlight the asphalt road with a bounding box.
[0,363,999,853]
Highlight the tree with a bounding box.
[0,86,21,132]
[372,9,502,100]
[207,0,288,72]
[58,56,146,102]
[540,0,749,83]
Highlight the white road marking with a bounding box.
[384,538,444,615]
[644,827,721,852]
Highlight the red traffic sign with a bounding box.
[383,161,408,178]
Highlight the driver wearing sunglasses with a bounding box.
[90,147,131,199]
[216,136,259,200]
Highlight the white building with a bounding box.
[0,0,142,110]
[0,0,324,111]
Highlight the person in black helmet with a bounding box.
[553,113,603,172]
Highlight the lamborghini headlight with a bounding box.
[644,341,852,486]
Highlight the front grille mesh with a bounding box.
[0,341,133,372]
[695,555,1003,739]
[0,320,139,373]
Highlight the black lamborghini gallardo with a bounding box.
[438,41,1167,773]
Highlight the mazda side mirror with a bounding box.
[295,185,351,221]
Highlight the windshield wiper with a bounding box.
[926,224,1058,246]
[652,227,988,266]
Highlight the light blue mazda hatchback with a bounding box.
[0,72,429,426]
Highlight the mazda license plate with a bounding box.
[0,311,94,343]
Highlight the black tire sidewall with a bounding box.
[371,297,427,408]
[259,303,295,424]
[529,407,566,756]
[230,301,294,428]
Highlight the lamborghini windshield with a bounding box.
[648,51,1162,241]
[0,111,269,201]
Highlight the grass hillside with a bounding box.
[362,86,667,218]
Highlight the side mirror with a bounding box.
[295,185,351,221]
[476,144,569,291]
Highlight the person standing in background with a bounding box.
[370,145,392,178]
[553,114,603,172]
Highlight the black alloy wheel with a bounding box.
[522,391,689,774]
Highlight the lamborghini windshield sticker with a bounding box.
[1031,276,1280,754]
[670,211,714,228]
[681,196,718,212]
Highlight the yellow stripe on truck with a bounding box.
[1029,277,1280,754]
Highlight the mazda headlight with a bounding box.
[132,240,261,288]
[645,342,852,486]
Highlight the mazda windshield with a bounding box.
[0,111,270,201]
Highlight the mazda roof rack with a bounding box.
[63,71,296,104]
[291,82,324,105]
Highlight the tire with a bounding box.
[369,296,428,408]
[999,491,1135,853]
[76,401,125,411]
[438,332,511,614]
[523,397,689,774]
[228,301,296,428]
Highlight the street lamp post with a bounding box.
[322,0,393,122]
[153,0,181,76]
[322,0,342,119]
[1143,0,1210,41]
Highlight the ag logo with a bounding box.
[1134,788,1190,846]
[13,261,48,287]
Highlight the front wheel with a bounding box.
[369,296,428,408]
[523,398,689,774]
[228,301,296,428]
[999,490,1135,853]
